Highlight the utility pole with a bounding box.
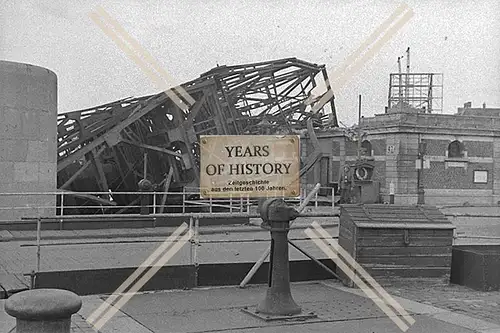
[398,56,403,112]
[405,47,410,105]
[357,94,362,159]
[416,107,425,204]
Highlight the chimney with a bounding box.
[483,102,486,109]
[464,102,472,108]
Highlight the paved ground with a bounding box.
[3,281,500,333]
[0,206,499,332]
[385,281,500,326]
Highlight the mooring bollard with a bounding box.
[256,198,301,316]
[5,289,82,333]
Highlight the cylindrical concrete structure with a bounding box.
[5,288,82,333]
[0,61,57,221]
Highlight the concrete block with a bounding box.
[0,209,16,222]
[0,108,4,137]
[12,181,53,193]
[21,109,41,139]
[0,139,28,162]
[46,139,57,162]
[2,108,22,137]
[396,195,417,205]
[0,192,16,208]
[0,62,56,109]
[451,245,500,292]
[39,111,57,141]
[0,162,15,184]
[0,72,29,109]
[0,182,17,194]
[14,162,39,182]
[26,74,58,112]
[27,140,50,162]
[38,163,57,186]
[13,206,39,220]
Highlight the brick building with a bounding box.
[304,102,500,205]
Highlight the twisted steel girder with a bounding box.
[56,57,337,214]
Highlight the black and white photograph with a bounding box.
[0,1,499,332]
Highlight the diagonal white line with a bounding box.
[94,6,195,106]
[310,221,415,325]
[305,227,412,332]
[89,11,184,109]
[89,229,192,330]
[85,6,197,330]
[312,4,414,113]
[333,9,414,90]
[86,222,188,324]
[329,3,409,81]
[89,10,192,112]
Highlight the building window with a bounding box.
[361,140,372,156]
[473,170,488,184]
[448,140,464,158]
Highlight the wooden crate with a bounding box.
[338,204,455,287]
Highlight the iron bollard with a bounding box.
[5,288,82,333]
[256,198,301,316]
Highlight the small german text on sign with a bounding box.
[199,135,300,198]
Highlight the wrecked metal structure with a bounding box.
[57,58,338,213]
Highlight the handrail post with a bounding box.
[60,192,64,216]
[36,217,41,279]
[209,196,213,213]
[194,218,199,266]
[182,187,186,214]
[189,216,194,265]
[230,194,233,214]
[193,217,200,287]
[331,187,335,210]
[153,192,156,215]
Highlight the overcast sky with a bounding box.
[1,0,499,126]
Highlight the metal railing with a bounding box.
[21,183,339,289]
[0,185,337,219]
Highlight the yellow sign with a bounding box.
[199,135,300,198]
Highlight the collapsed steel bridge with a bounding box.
[57,58,338,214]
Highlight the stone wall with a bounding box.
[304,111,500,205]
[0,61,57,221]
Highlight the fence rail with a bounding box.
[0,186,337,218]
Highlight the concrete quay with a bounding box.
[3,281,500,333]
[0,207,499,332]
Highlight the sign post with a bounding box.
[200,135,319,320]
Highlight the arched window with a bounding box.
[361,140,372,156]
[448,140,464,158]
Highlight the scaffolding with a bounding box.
[388,72,444,113]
